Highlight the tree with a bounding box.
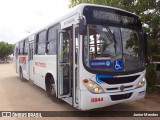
[0,41,13,60]
[69,0,160,61]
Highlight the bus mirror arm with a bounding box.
[79,16,87,35]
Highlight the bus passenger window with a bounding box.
[47,27,57,55]
[19,41,24,55]
[36,31,46,55]
[24,38,28,55]
[59,32,69,63]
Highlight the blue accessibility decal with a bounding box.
[114,60,122,71]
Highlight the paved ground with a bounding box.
[0,63,160,120]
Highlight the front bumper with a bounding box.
[80,84,146,110]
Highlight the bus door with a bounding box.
[57,25,79,107]
[28,41,34,81]
[72,24,79,107]
[58,29,72,99]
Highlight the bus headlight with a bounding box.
[88,83,94,89]
[94,87,99,93]
[136,77,146,88]
[83,79,104,94]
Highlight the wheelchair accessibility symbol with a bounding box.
[114,60,122,71]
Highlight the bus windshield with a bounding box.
[83,24,144,72]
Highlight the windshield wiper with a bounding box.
[105,26,117,54]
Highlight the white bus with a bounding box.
[14,4,147,110]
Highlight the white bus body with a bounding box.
[14,4,147,110]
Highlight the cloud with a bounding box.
[0,0,69,44]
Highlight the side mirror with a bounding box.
[79,16,87,35]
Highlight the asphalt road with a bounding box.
[0,63,160,120]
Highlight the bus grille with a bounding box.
[110,92,133,101]
[99,75,140,84]
[106,85,133,92]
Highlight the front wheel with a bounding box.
[49,78,56,97]
[47,77,61,103]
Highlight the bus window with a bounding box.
[36,31,46,55]
[59,32,69,63]
[75,27,79,64]
[47,27,57,55]
[24,38,28,55]
[19,41,24,55]
[84,24,143,72]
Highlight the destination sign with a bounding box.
[93,10,135,25]
[83,6,141,27]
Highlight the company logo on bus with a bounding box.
[120,85,125,91]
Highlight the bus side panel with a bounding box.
[34,55,57,90]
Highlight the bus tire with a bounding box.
[19,67,26,82]
[48,77,61,103]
